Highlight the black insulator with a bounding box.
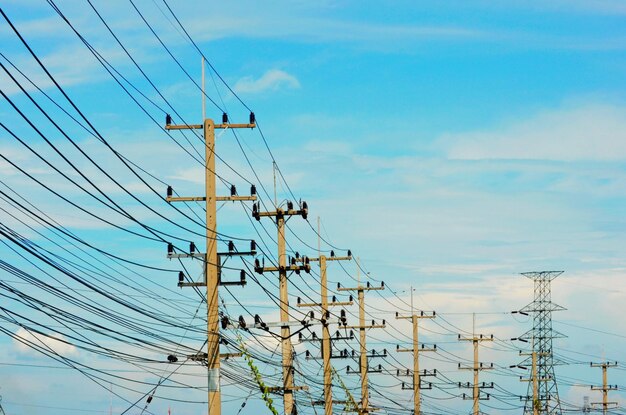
[167,354,178,363]
[301,201,308,219]
[305,350,310,358]
[381,281,385,288]
[396,344,400,350]
[167,185,173,197]
[349,295,353,301]
[238,315,246,329]
[250,240,256,252]
[298,332,303,341]
[287,201,294,210]
[221,316,229,330]
[382,319,386,325]
[254,314,261,324]
[372,320,375,325]
[337,282,341,289]
[340,310,346,318]
[222,112,228,123]
[167,243,174,254]
[249,112,255,124]
[383,349,387,355]
[305,257,310,264]
[291,257,296,266]
[230,185,236,196]
[347,249,352,257]
[165,113,172,126]
[367,281,371,288]
[251,184,256,195]
[147,396,153,404]
[295,251,300,259]
[297,297,301,304]
[332,295,337,302]
[240,270,246,282]
[330,250,335,257]
[190,242,196,253]
[178,271,184,283]
[228,241,235,252]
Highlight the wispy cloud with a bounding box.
[439,102,626,161]
[14,327,78,356]
[234,69,300,94]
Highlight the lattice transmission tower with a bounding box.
[517,271,566,415]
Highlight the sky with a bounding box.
[0,1,625,414]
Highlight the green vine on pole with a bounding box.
[236,332,279,415]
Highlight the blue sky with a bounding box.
[0,1,625,414]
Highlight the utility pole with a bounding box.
[297,242,353,415]
[458,317,494,415]
[515,345,550,415]
[252,200,310,415]
[590,362,618,414]
[395,286,436,415]
[338,260,386,414]
[164,113,256,415]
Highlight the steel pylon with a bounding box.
[518,271,566,415]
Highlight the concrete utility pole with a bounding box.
[164,114,257,415]
[516,346,550,415]
[590,362,618,414]
[458,318,494,415]
[252,200,311,415]
[297,245,353,415]
[395,286,436,415]
[338,260,386,414]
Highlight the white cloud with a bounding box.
[440,102,626,161]
[14,327,78,356]
[234,70,300,94]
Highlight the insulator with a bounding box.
[298,332,303,341]
[254,314,261,324]
[287,201,293,210]
[382,319,386,325]
[228,241,235,252]
[381,281,385,288]
[165,113,172,126]
[166,185,173,197]
[222,112,228,123]
[249,112,255,124]
[238,315,246,329]
[305,256,310,265]
[349,295,353,301]
[301,201,308,219]
[367,281,371,288]
[250,240,256,252]
[190,242,196,253]
[240,270,246,282]
[167,243,174,254]
[347,249,352,257]
[230,185,236,196]
[340,309,346,318]
[291,257,296,266]
[167,354,178,363]
[178,272,184,283]
[221,316,229,329]
[349,330,354,338]
[371,319,375,325]
[312,332,318,339]
[250,184,256,195]
[337,282,341,289]
[330,250,335,257]
[383,349,387,356]
[147,396,153,404]
[396,344,400,350]
[332,295,337,302]
[309,311,314,319]
[295,251,300,259]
